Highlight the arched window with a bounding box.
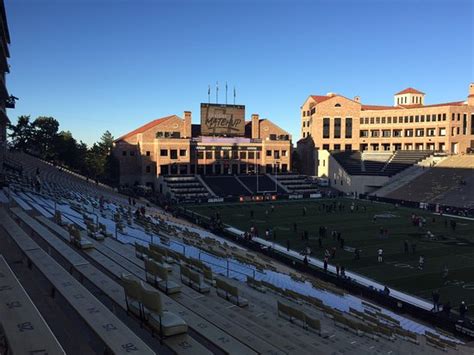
[335,103,341,107]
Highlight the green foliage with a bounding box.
[7,115,34,151]
[7,115,118,186]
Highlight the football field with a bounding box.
[187,198,474,308]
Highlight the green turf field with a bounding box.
[187,198,474,308]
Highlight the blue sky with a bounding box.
[5,0,473,146]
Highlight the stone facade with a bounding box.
[113,110,292,189]
[299,84,474,156]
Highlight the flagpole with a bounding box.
[216,81,219,104]
[208,85,210,104]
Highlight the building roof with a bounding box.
[395,87,425,95]
[310,95,333,104]
[115,115,177,142]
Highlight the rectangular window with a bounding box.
[382,130,391,137]
[405,129,413,137]
[179,149,186,157]
[404,116,409,123]
[334,144,341,150]
[323,117,330,138]
[334,117,341,138]
[282,150,287,157]
[205,151,213,159]
[409,116,414,123]
[463,114,467,134]
[311,107,316,115]
[160,149,168,157]
[303,111,306,117]
[345,117,352,138]
[415,128,424,137]
[393,129,402,137]
[376,117,380,124]
[360,130,369,138]
[371,130,379,137]
[415,115,419,122]
[170,149,178,159]
[427,128,436,137]
[438,114,442,122]
[215,150,221,159]
[370,117,374,124]
[382,117,386,124]
[248,152,255,159]
[322,144,330,150]
[457,127,460,134]
[240,151,246,159]
[266,150,272,157]
[471,114,474,135]
[232,150,239,159]
[458,113,461,121]
[269,134,276,140]
[439,128,446,136]
[393,117,397,123]
[146,151,151,156]
[443,113,446,121]
[421,115,425,122]
[197,151,204,159]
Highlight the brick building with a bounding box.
[299,84,474,153]
[0,0,11,185]
[113,104,291,189]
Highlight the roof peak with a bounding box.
[395,87,425,95]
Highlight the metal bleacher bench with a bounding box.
[2,208,155,355]
[0,254,66,355]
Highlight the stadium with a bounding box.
[1,1,474,355]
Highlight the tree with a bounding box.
[32,116,59,158]
[7,115,34,151]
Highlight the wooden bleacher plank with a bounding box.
[11,208,90,267]
[100,238,321,354]
[0,254,66,355]
[0,209,41,251]
[3,210,155,355]
[36,216,214,355]
[82,244,257,354]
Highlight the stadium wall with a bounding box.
[316,149,389,195]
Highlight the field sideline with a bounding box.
[187,198,474,308]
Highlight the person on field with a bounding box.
[377,248,383,263]
[418,255,425,270]
[459,301,468,319]
[323,257,328,272]
[432,290,440,312]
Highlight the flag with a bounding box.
[208,85,210,95]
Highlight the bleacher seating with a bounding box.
[202,176,251,197]
[0,151,470,354]
[274,174,320,193]
[332,150,434,177]
[163,175,210,200]
[238,174,285,193]
[386,155,474,208]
